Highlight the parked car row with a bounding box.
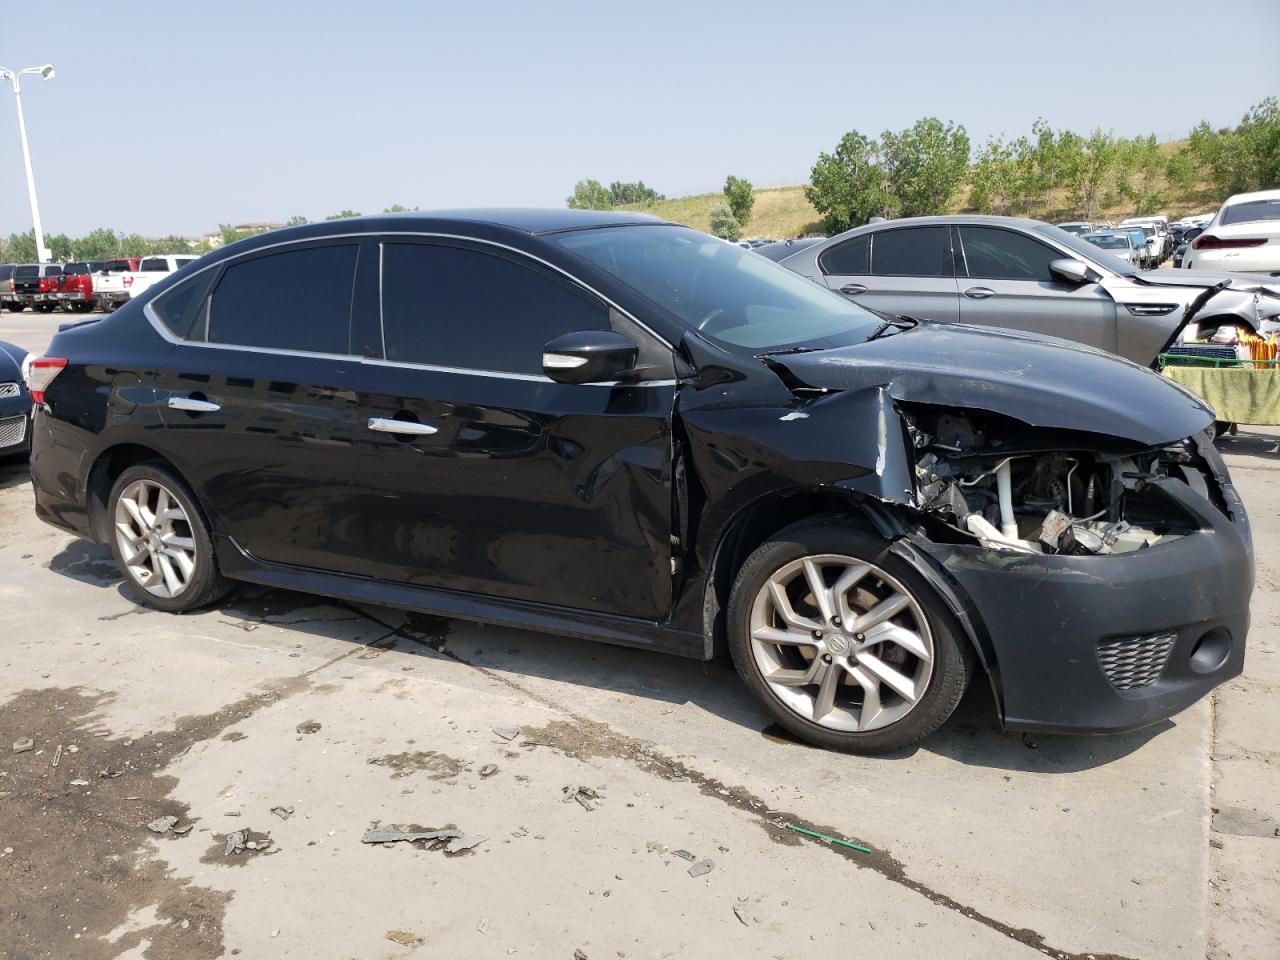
[0,254,197,314]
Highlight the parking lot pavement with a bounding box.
[0,315,1275,958]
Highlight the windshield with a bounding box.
[1085,233,1129,250]
[551,224,882,352]
[1221,198,1280,226]
[1056,223,1089,235]
[1033,223,1135,275]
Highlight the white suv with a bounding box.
[1183,190,1280,277]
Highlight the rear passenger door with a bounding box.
[151,239,377,574]
[954,225,1116,351]
[354,237,677,621]
[818,226,960,322]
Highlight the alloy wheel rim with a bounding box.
[114,479,197,598]
[749,554,934,733]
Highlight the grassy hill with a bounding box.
[621,140,1222,238]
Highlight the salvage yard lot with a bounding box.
[0,314,1277,960]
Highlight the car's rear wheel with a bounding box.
[107,463,230,612]
[727,518,973,753]
[2,303,23,312]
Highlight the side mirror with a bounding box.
[542,330,638,384]
[1048,258,1096,284]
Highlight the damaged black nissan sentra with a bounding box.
[25,210,1251,752]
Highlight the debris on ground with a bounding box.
[11,738,33,754]
[687,858,715,878]
[562,785,603,811]
[147,816,179,835]
[477,917,489,935]
[362,824,486,854]
[574,950,587,960]
[173,824,193,836]
[733,904,750,926]
[784,822,872,853]
[69,778,89,786]
[270,805,295,821]
[479,764,498,778]
[1212,805,1280,838]
[224,830,245,855]
[296,720,322,735]
[492,727,520,742]
[99,768,122,779]
[386,929,424,947]
[672,849,696,862]
[51,744,62,768]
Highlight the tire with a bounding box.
[107,462,231,612]
[727,517,973,753]
[34,302,54,313]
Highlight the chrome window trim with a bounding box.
[143,301,675,388]
[144,229,676,352]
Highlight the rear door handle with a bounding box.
[368,417,438,436]
[839,283,867,295]
[168,396,221,413]
[963,286,996,300]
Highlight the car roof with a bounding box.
[1222,188,1280,205]
[371,208,669,235]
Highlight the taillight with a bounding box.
[123,275,133,287]
[1193,234,1267,250]
[22,356,68,404]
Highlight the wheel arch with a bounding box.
[86,443,188,543]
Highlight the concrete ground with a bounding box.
[0,311,1276,960]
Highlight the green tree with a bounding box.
[879,117,970,217]
[1060,129,1117,221]
[968,137,1019,215]
[219,223,253,246]
[607,181,663,205]
[708,202,741,240]
[805,130,892,233]
[324,210,361,220]
[118,234,149,257]
[6,231,37,262]
[1190,98,1280,194]
[74,227,121,260]
[47,233,74,261]
[1164,147,1198,198]
[1118,135,1166,216]
[148,234,190,254]
[722,175,755,229]
[285,215,309,226]
[566,179,612,210]
[381,204,417,213]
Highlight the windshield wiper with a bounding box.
[757,345,824,358]
[866,314,922,341]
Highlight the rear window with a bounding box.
[15,266,38,279]
[140,258,170,272]
[1085,234,1129,250]
[207,244,358,354]
[43,265,62,277]
[63,263,89,275]
[103,259,134,272]
[1221,198,1280,226]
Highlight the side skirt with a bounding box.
[215,537,707,660]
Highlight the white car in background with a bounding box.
[1121,216,1170,261]
[93,254,198,311]
[1183,189,1280,277]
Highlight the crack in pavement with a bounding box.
[339,605,1137,960]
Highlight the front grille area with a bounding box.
[0,382,20,399]
[1097,633,1177,690]
[0,414,28,449]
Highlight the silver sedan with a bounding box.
[774,215,1280,365]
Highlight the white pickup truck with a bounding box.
[93,254,199,311]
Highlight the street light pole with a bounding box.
[0,64,55,263]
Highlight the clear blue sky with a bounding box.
[1,0,1276,237]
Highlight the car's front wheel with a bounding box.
[727,518,973,753]
[107,463,230,612]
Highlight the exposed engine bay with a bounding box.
[904,406,1215,556]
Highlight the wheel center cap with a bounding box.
[826,633,852,656]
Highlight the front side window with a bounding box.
[870,227,949,277]
[959,226,1060,281]
[551,224,881,352]
[380,242,609,374]
[208,244,358,353]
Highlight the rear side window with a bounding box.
[0,266,12,281]
[819,235,869,275]
[959,227,1060,281]
[870,227,949,277]
[380,242,609,374]
[208,244,358,354]
[151,268,219,340]
[140,258,170,272]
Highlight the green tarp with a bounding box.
[1163,365,1280,425]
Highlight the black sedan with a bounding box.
[0,340,31,458]
[24,210,1251,753]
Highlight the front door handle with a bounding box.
[168,396,221,413]
[839,283,867,295]
[368,417,438,436]
[963,286,996,300]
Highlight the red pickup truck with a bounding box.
[56,261,106,313]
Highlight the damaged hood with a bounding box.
[770,323,1214,447]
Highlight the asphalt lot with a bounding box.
[1,311,1277,960]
